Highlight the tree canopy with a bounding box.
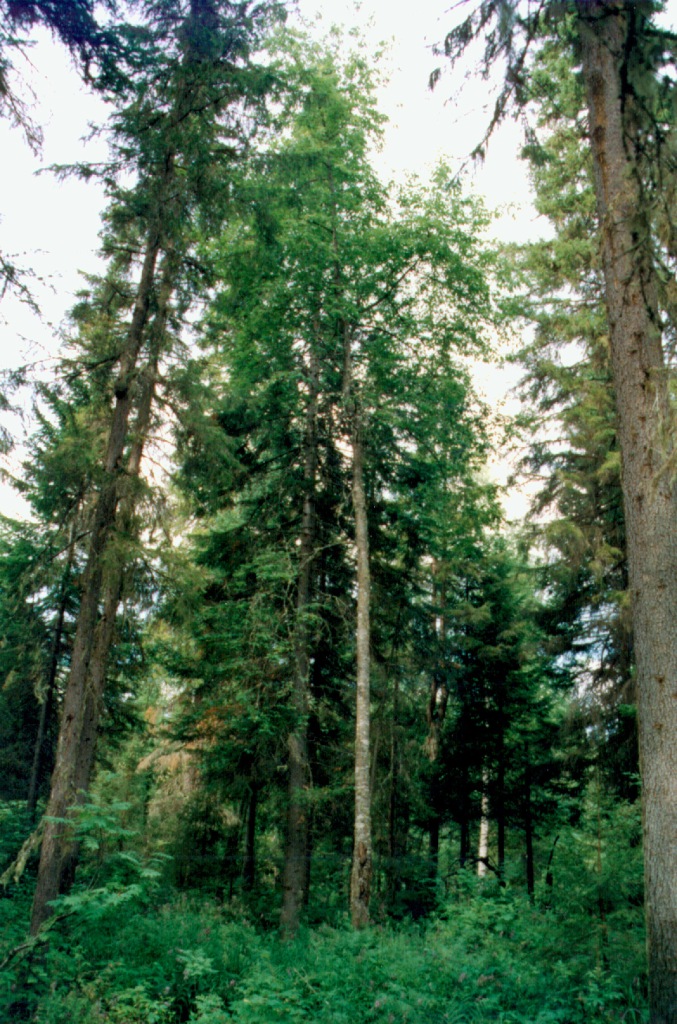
[0,4,674,1023]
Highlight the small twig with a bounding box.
[0,911,71,971]
[0,820,44,889]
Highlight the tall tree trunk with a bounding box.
[280,345,318,936]
[61,259,173,893]
[69,254,173,810]
[349,417,372,928]
[27,513,79,822]
[425,686,446,880]
[578,7,677,1020]
[339,310,373,928]
[30,229,171,935]
[459,759,470,869]
[426,572,448,882]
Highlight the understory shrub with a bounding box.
[0,795,646,1023]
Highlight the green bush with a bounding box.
[0,791,647,1023]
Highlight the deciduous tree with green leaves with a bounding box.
[174,30,498,932]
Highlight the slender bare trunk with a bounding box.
[578,7,677,1019]
[280,346,318,936]
[426,570,448,880]
[349,418,372,928]
[425,678,447,879]
[338,310,373,928]
[477,768,490,878]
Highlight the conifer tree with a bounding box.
[173,33,497,931]
[434,4,677,1015]
[514,35,635,794]
[30,0,283,934]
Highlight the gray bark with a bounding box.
[280,345,319,936]
[477,769,490,878]
[349,417,372,928]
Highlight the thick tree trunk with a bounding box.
[30,229,169,935]
[280,347,318,936]
[59,264,172,895]
[349,419,372,928]
[70,258,172,808]
[578,7,677,1020]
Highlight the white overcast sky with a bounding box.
[1,0,676,518]
[0,0,539,368]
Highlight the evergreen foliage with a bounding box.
[0,4,669,1019]
[514,31,636,797]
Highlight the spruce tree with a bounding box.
[30,0,283,934]
[434,4,677,1015]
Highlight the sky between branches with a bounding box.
[2,0,676,518]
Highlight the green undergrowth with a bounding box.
[0,794,646,1023]
[0,886,646,1024]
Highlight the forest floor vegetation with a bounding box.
[0,798,647,1024]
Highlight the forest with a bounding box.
[0,1,675,1022]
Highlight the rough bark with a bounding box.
[280,345,319,936]
[66,257,174,889]
[30,230,170,935]
[70,254,173,805]
[349,417,372,928]
[578,6,677,1020]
